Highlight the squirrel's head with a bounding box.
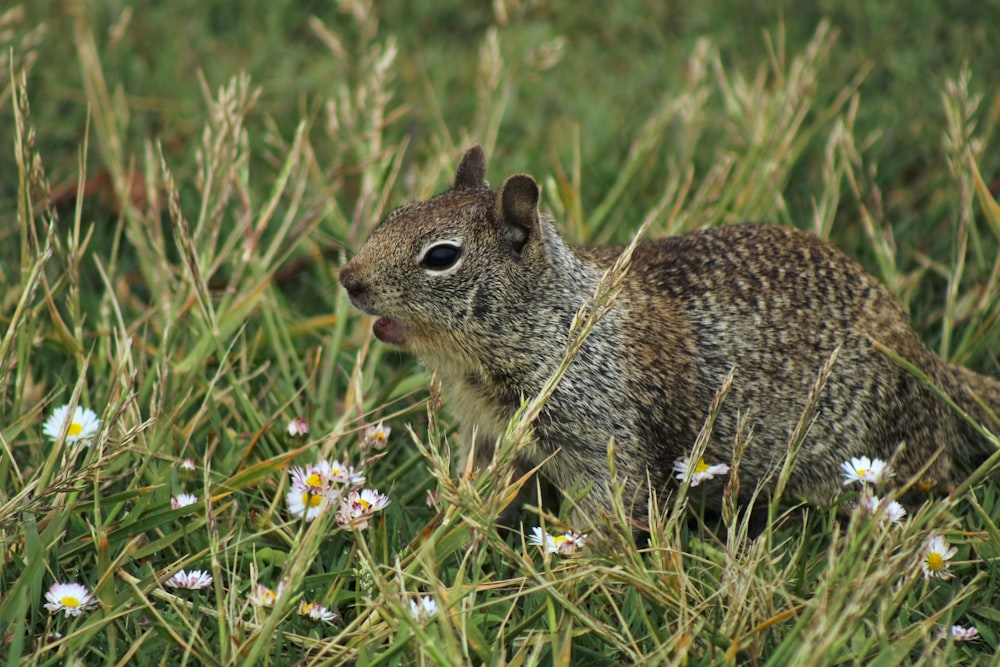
[339,146,553,356]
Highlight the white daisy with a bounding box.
[409,595,438,623]
[858,493,907,525]
[672,457,730,487]
[43,582,98,617]
[528,526,587,554]
[883,500,907,524]
[286,485,334,522]
[42,404,100,444]
[840,456,894,485]
[328,460,366,487]
[249,583,284,608]
[938,624,978,641]
[922,534,958,580]
[299,600,339,624]
[287,417,310,438]
[363,422,392,451]
[171,493,199,509]
[164,569,213,590]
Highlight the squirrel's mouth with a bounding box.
[372,316,408,346]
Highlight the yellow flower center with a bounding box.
[357,499,371,511]
[305,473,323,487]
[856,468,868,477]
[61,595,81,608]
[301,602,314,614]
[68,423,83,436]
[263,590,276,605]
[694,459,709,474]
[553,535,567,547]
[302,492,323,508]
[926,553,944,572]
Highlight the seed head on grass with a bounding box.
[44,582,98,617]
[42,404,100,444]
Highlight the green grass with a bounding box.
[2,0,999,664]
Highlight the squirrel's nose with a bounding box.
[338,263,369,300]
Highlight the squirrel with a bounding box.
[339,145,1000,526]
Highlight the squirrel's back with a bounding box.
[340,146,1000,524]
[610,224,997,509]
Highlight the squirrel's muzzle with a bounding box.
[338,263,370,307]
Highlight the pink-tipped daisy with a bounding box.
[289,462,332,491]
[299,600,340,624]
[44,582,98,617]
[327,460,366,487]
[528,526,588,554]
[672,457,730,487]
[363,422,392,451]
[938,624,978,641]
[164,569,213,590]
[287,417,310,438]
[336,488,390,529]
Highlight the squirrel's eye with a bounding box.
[420,243,463,271]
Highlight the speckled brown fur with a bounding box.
[339,146,999,525]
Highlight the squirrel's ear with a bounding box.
[454,145,488,190]
[495,174,540,256]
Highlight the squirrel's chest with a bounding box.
[430,365,522,443]
[433,346,640,455]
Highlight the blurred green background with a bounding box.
[3,0,998,367]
